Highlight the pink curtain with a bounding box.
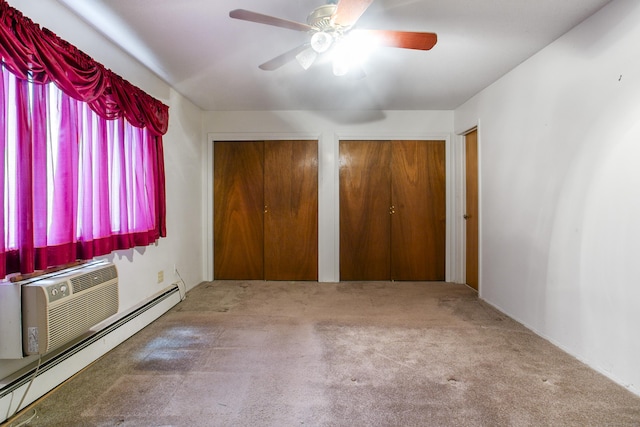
[1,69,166,278]
[0,1,168,279]
[0,0,168,135]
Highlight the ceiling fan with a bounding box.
[229,0,437,76]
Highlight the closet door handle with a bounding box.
[264,205,268,213]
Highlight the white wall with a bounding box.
[455,0,640,395]
[1,0,205,378]
[203,110,456,283]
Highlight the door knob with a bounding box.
[264,205,268,213]
[463,214,470,220]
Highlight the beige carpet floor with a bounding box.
[8,281,640,426]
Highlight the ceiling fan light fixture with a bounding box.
[310,31,333,53]
[295,48,318,70]
[229,1,437,74]
[331,43,351,76]
[332,60,350,76]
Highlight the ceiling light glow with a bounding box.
[310,31,334,53]
[330,32,376,76]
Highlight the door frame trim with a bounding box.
[458,125,482,294]
[206,132,321,282]
[334,132,454,282]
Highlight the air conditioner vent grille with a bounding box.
[22,261,120,355]
[47,281,119,351]
[70,265,117,293]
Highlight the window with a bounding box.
[0,1,168,280]
[1,66,165,279]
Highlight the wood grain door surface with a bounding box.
[465,130,479,290]
[214,140,318,280]
[340,140,446,281]
[339,141,392,280]
[264,140,318,280]
[214,141,264,279]
[391,140,446,280]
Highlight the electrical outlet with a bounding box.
[157,270,164,283]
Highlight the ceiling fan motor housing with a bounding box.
[307,5,338,30]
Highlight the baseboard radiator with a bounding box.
[0,282,182,423]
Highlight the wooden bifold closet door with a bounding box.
[264,140,318,280]
[339,140,446,281]
[214,141,264,280]
[339,141,392,280]
[214,140,318,281]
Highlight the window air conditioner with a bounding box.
[21,261,119,356]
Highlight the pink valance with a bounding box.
[0,0,169,136]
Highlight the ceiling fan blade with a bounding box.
[332,0,374,27]
[259,44,310,71]
[354,29,438,50]
[229,9,314,32]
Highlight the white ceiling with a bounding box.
[55,0,612,111]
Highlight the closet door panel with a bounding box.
[391,140,446,280]
[214,141,264,279]
[264,140,318,280]
[339,140,391,280]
